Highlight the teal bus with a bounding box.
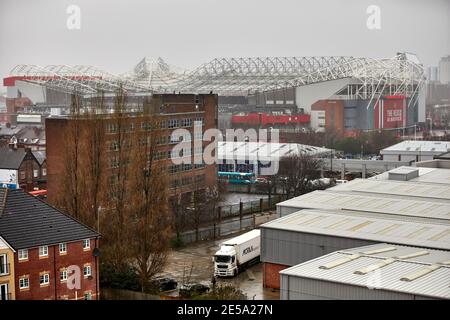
[217,172,256,185]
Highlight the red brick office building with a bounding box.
[45,93,218,204]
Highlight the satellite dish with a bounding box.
[93,248,101,257]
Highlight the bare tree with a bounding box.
[101,89,135,271]
[170,186,190,246]
[79,94,107,229]
[56,93,84,220]
[278,154,324,198]
[128,114,171,292]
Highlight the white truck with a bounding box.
[213,229,261,277]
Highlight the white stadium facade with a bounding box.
[3,52,426,133]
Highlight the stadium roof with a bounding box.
[280,243,450,300]
[261,209,450,250]
[5,53,425,97]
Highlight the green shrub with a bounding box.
[100,263,141,291]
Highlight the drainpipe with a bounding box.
[53,245,57,300]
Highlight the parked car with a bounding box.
[179,283,210,297]
[151,277,178,292]
[255,177,268,184]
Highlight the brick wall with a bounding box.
[263,262,289,289]
[311,100,344,132]
[14,238,99,300]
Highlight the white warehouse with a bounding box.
[280,243,450,300]
[380,140,450,162]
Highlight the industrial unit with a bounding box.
[262,165,450,290]
[275,189,450,222]
[280,243,450,300]
[371,165,450,185]
[261,209,450,289]
[380,140,450,162]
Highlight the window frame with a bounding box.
[18,249,29,261]
[60,269,68,282]
[82,239,91,250]
[19,276,30,289]
[59,243,67,255]
[39,245,48,257]
[83,265,92,278]
[40,273,50,286]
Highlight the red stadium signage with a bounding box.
[374,96,406,129]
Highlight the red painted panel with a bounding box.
[375,97,406,129]
[383,99,405,128]
[232,113,310,126]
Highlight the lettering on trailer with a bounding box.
[242,246,254,255]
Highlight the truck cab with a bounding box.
[214,245,238,277]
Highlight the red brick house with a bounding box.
[0,188,101,300]
[0,147,41,191]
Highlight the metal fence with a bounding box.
[217,194,287,220]
[180,215,257,244]
[179,194,286,244]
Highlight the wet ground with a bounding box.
[160,223,279,300]
[220,193,268,206]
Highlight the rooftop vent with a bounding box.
[388,168,419,181]
[403,260,450,282]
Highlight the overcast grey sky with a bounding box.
[0,0,449,90]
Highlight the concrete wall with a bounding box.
[382,153,435,162]
[415,159,450,169]
[295,78,350,114]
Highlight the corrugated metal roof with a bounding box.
[381,140,450,154]
[343,243,450,264]
[217,141,331,162]
[372,166,450,186]
[277,190,450,222]
[281,244,450,299]
[330,178,450,201]
[262,209,450,250]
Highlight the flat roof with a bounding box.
[371,166,450,186]
[261,209,450,250]
[217,141,331,162]
[330,178,450,202]
[381,140,450,154]
[277,190,450,222]
[281,243,450,299]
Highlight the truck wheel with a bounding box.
[234,269,238,276]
